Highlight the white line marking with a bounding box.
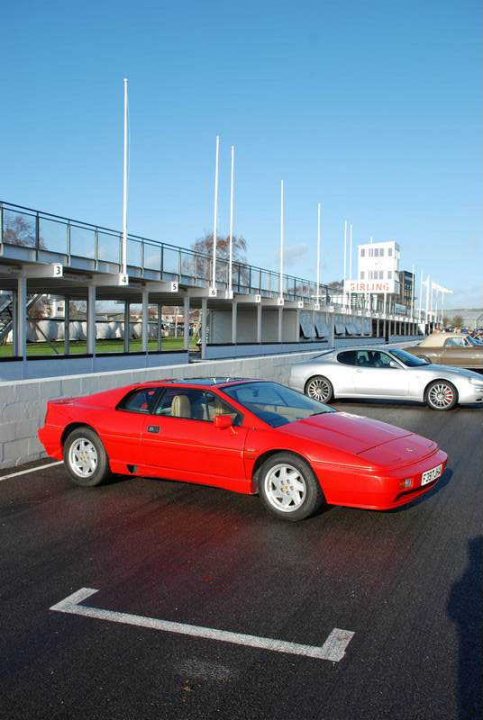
[51,588,354,662]
[0,461,63,483]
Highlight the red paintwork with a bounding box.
[38,380,448,511]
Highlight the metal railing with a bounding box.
[0,201,328,303]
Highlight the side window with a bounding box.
[153,388,241,424]
[337,351,357,366]
[367,351,394,368]
[355,350,371,366]
[445,338,465,347]
[374,352,393,368]
[119,388,158,413]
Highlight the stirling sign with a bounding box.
[344,279,397,295]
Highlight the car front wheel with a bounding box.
[425,380,458,411]
[305,375,334,403]
[257,453,325,521]
[64,426,111,486]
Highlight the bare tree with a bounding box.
[70,300,87,319]
[3,214,47,249]
[28,295,49,320]
[184,233,249,287]
[3,216,35,247]
[452,314,464,329]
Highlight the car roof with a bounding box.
[418,332,468,347]
[139,377,263,389]
[320,346,395,356]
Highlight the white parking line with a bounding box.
[0,461,63,482]
[51,588,354,662]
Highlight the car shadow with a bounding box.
[447,536,482,719]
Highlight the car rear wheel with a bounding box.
[64,427,111,487]
[305,375,334,403]
[257,453,325,521]
[426,380,458,411]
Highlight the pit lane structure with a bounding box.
[0,201,422,382]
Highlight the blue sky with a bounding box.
[1,0,481,308]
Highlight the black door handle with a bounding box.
[147,425,160,434]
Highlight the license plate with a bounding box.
[421,464,443,486]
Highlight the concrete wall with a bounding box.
[0,350,322,469]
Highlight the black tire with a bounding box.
[304,375,334,403]
[63,426,111,487]
[425,380,458,411]
[256,452,325,522]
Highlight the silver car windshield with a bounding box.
[223,381,335,427]
[391,348,429,367]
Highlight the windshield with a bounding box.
[390,348,430,367]
[222,381,335,427]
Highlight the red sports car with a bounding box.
[38,378,448,521]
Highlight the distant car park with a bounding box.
[405,332,483,369]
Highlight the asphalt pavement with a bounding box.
[0,401,482,720]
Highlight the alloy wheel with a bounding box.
[68,437,99,478]
[427,382,455,410]
[264,463,307,513]
[306,376,332,403]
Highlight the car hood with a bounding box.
[418,364,483,380]
[280,411,437,466]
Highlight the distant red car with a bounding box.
[38,378,448,521]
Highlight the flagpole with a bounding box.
[418,270,423,324]
[279,180,285,299]
[228,145,235,296]
[316,203,321,302]
[121,78,129,279]
[211,135,220,292]
[343,220,347,309]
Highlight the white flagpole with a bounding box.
[279,180,285,299]
[316,203,321,302]
[366,236,372,312]
[418,270,423,323]
[211,135,220,291]
[349,223,353,279]
[348,223,353,310]
[425,274,431,330]
[411,264,415,320]
[343,220,347,308]
[121,78,129,278]
[228,145,235,295]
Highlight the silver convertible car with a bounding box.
[289,347,483,411]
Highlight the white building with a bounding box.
[342,240,406,314]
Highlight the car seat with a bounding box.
[171,394,191,418]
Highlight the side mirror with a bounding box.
[389,360,399,369]
[214,414,234,429]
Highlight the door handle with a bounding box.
[147,425,161,434]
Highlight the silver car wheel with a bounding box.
[263,463,307,513]
[68,437,99,478]
[427,382,456,410]
[306,376,333,403]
